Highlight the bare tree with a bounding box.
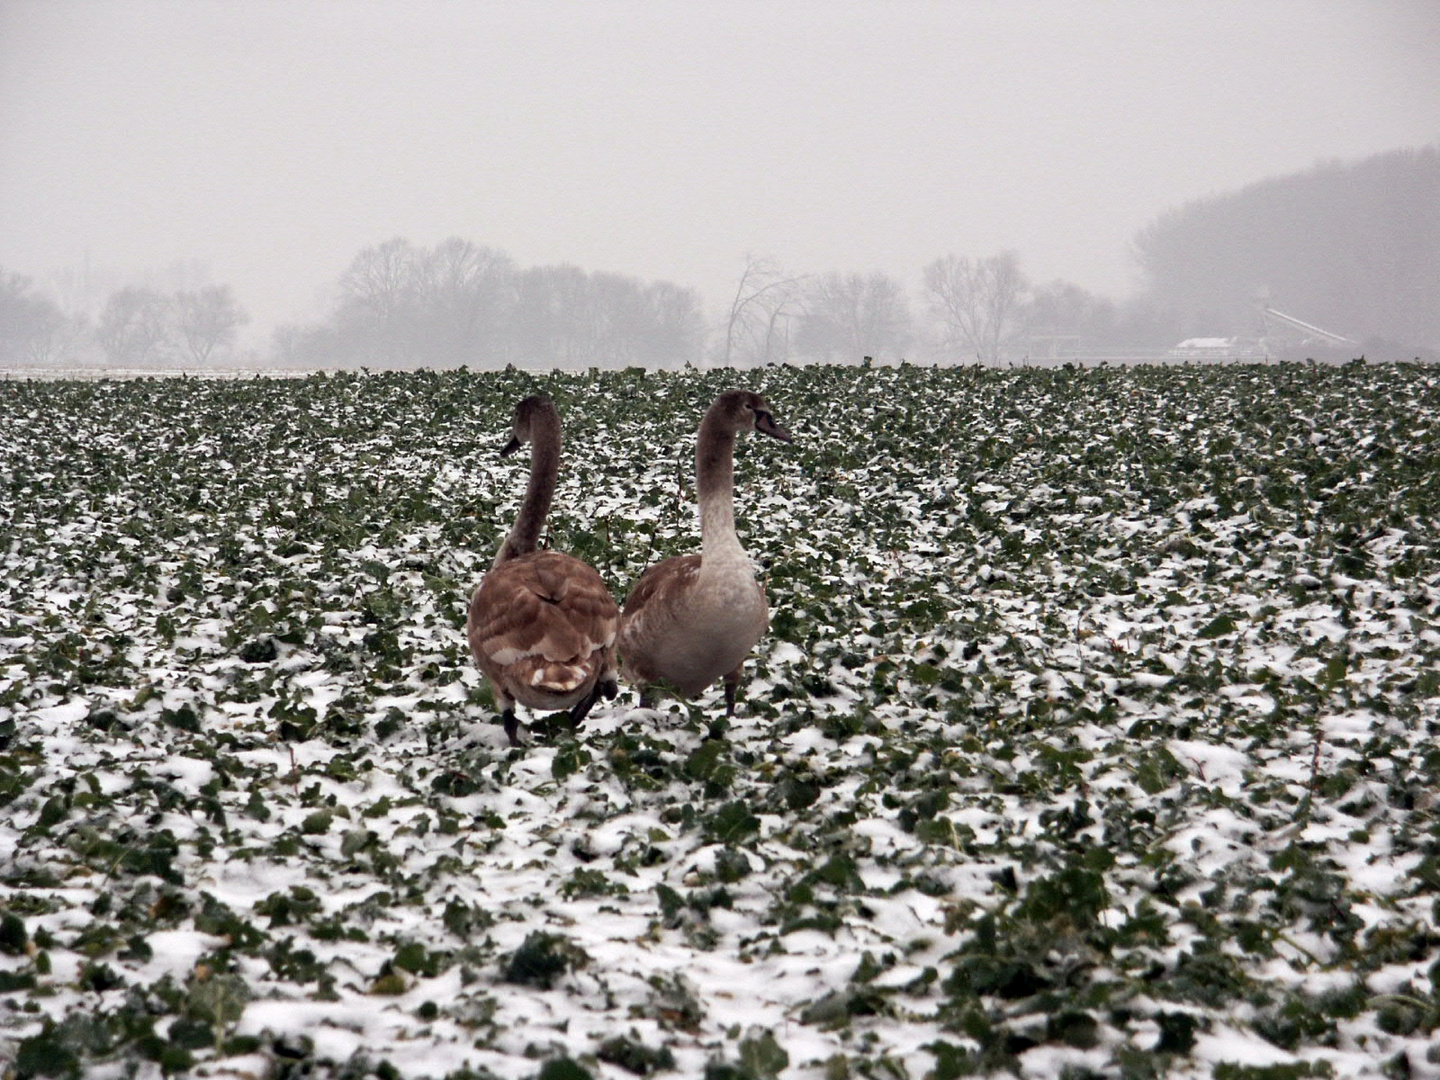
[339,237,416,320]
[26,307,89,366]
[585,274,705,369]
[721,254,808,367]
[335,237,419,363]
[0,271,87,366]
[510,264,593,368]
[97,286,172,366]
[923,251,1029,362]
[795,271,912,363]
[587,270,642,366]
[173,285,248,364]
[410,238,516,364]
[641,280,705,368]
[302,235,706,370]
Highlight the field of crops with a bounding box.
[2,360,1439,1080]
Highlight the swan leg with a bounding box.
[568,672,619,730]
[567,698,593,730]
[724,666,743,717]
[568,685,599,728]
[501,708,523,747]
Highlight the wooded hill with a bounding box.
[1133,145,1440,353]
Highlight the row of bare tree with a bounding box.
[274,238,706,370]
[720,252,1183,367]
[276,241,1046,370]
[0,272,248,367]
[3,245,1184,371]
[721,254,1024,364]
[276,238,1187,370]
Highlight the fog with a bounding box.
[2,0,1438,357]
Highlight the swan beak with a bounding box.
[755,413,792,443]
[500,436,523,458]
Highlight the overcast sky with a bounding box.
[2,0,1437,347]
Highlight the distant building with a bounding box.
[1167,337,1265,360]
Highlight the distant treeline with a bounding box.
[273,238,708,370]
[265,246,1198,369]
[3,146,1434,369]
[0,277,248,368]
[1134,145,1439,353]
[259,146,1440,366]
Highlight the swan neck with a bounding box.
[697,414,741,558]
[495,418,560,566]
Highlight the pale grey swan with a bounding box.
[617,390,791,714]
[467,395,619,746]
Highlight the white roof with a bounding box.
[1174,337,1237,349]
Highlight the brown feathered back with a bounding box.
[469,549,618,707]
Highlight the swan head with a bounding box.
[711,390,792,443]
[500,394,558,458]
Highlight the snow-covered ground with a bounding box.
[2,361,1438,1078]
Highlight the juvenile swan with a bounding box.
[467,395,619,746]
[618,390,791,714]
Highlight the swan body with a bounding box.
[467,395,619,745]
[618,390,791,712]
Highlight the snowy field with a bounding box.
[2,361,1439,1079]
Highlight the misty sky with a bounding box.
[2,0,1438,348]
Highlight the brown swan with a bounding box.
[617,390,791,714]
[467,395,620,746]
